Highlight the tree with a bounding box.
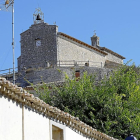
[31,64,140,139]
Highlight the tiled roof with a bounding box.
[57,32,108,56]
[58,32,125,60]
[100,47,125,59]
[0,77,117,140]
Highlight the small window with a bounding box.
[50,120,66,140]
[35,40,41,47]
[52,125,63,140]
[75,70,80,81]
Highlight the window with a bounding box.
[35,40,41,47]
[75,70,80,81]
[52,125,63,140]
[35,38,41,47]
[50,120,66,140]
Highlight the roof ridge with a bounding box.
[0,77,117,140]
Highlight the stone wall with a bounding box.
[91,35,124,65]
[57,35,106,67]
[14,22,124,88]
[104,51,123,64]
[16,66,112,87]
[18,23,58,72]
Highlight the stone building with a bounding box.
[3,8,125,87]
[18,8,125,73]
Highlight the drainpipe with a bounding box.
[22,103,24,140]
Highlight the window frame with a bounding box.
[50,120,66,140]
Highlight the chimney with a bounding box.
[91,33,100,47]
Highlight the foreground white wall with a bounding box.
[50,120,91,140]
[0,93,50,140]
[0,94,91,140]
[0,95,22,140]
[0,91,114,140]
[66,127,91,140]
[0,78,117,140]
[24,107,50,140]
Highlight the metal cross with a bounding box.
[94,30,96,35]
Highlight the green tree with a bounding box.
[31,64,140,139]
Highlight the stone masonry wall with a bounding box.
[57,35,106,67]
[16,66,112,87]
[104,51,123,64]
[18,23,58,72]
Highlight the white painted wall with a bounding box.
[24,107,50,140]
[50,120,91,140]
[0,95,22,140]
[0,93,93,140]
[0,93,50,140]
[66,127,91,140]
[50,120,66,140]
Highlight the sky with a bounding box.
[0,0,140,72]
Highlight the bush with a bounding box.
[31,64,140,139]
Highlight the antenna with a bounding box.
[0,0,12,11]
[0,0,15,84]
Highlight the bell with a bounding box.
[36,14,41,20]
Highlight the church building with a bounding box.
[0,8,124,87]
[18,8,125,73]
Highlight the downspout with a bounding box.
[22,103,24,140]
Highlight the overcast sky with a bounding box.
[0,0,140,71]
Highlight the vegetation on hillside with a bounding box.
[31,64,140,139]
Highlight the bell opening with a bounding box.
[36,14,41,20]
